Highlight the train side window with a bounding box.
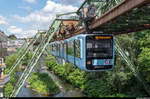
[51,44,53,51]
[57,44,59,56]
[75,40,81,58]
[53,44,56,52]
[56,44,59,55]
[50,44,52,51]
[64,42,67,55]
[52,44,54,51]
[68,41,74,56]
[58,43,61,56]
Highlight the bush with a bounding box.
[4,83,14,97]
[138,48,150,82]
[4,51,33,97]
[22,52,33,65]
[45,52,147,97]
[67,69,85,88]
[5,53,19,73]
[84,78,111,97]
[29,72,59,95]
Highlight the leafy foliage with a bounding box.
[22,52,33,66]
[29,72,59,95]
[67,69,85,88]
[8,34,17,40]
[4,50,33,97]
[5,53,19,73]
[46,30,150,97]
[136,30,150,83]
[4,83,14,97]
[4,29,150,97]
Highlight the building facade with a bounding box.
[0,32,8,58]
[7,39,25,55]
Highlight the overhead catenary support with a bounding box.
[6,0,150,97]
[8,31,41,75]
[10,19,61,97]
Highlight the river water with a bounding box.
[16,55,85,97]
[16,72,41,97]
[40,70,85,97]
[16,70,85,97]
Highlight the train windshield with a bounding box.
[86,35,113,59]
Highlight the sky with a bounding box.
[0,0,84,38]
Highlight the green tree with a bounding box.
[5,53,19,74]
[22,52,33,66]
[8,34,17,40]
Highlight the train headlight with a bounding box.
[87,61,91,65]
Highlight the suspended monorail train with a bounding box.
[50,33,115,72]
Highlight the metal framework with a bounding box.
[10,19,61,97]
[5,0,150,97]
[53,0,150,41]
[8,31,41,75]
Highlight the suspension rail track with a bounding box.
[52,0,150,41]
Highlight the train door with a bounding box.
[60,41,63,58]
[64,41,68,61]
[0,41,2,57]
[58,42,61,58]
[67,40,75,66]
[62,40,64,58]
[56,43,59,57]
[73,40,75,66]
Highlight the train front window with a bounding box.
[86,35,113,59]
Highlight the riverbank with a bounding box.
[40,69,85,97]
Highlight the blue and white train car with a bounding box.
[50,33,115,72]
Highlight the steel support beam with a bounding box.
[51,0,150,42]
[89,0,150,29]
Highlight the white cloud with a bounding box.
[24,0,36,3]
[7,25,37,38]
[23,30,37,38]
[0,16,8,25]
[43,0,78,13]
[7,26,23,34]
[13,12,51,23]
[10,0,78,38]
[52,0,84,6]
[18,6,32,11]
[14,0,78,24]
